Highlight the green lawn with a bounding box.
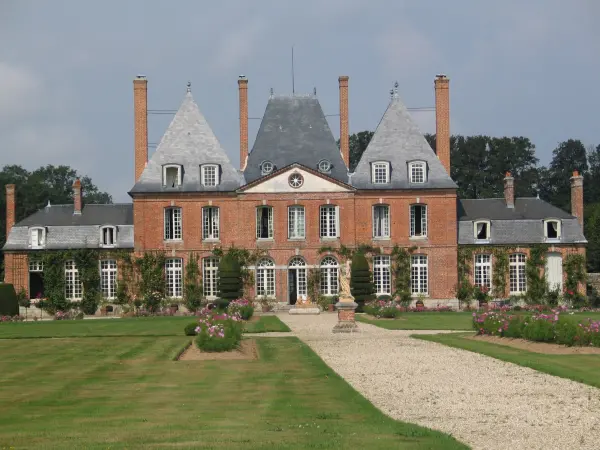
[0,315,289,339]
[414,332,600,388]
[0,336,466,449]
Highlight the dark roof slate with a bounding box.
[458,198,575,221]
[15,204,133,226]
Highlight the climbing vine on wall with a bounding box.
[564,253,586,306]
[524,244,549,304]
[133,251,166,311]
[390,245,416,306]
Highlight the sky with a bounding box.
[0,0,598,203]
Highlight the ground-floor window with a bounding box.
[165,258,183,298]
[203,257,219,299]
[474,254,492,290]
[410,255,428,295]
[509,253,527,294]
[256,258,275,297]
[100,260,118,299]
[373,255,391,295]
[320,256,339,295]
[65,260,83,300]
[288,257,307,298]
[28,259,44,300]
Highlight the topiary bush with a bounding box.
[184,322,198,336]
[350,253,375,312]
[0,284,19,316]
[217,254,243,306]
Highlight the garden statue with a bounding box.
[338,259,354,302]
[333,258,359,333]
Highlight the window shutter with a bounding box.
[335,206,340,238]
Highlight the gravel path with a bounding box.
[278,312,600,450]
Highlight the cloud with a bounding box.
[0,63,42,119]
[210,17,267,73]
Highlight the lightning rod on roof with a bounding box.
[291,45,295,95]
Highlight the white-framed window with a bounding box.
[256,206,274,239]
[509,253,527,294]
[163,164,182,188]
[65,260,83,301]
[201,164,219,187]
[318,159,332,173]
[256,258,275,297]
[202,207,219,240]
[100,259,118,299]
[165,258,183,298]
[320,256,339,295]
[474,254,492,290]
[410,204,427,238]
[373,205,390,238]
[164,207,182,241]
[371,161,390,184]
[289,257,307,297]
[319,205,339,238]
[411,255,428,295]
[100,226,117,247]
[544,219,561,240]
[408,161,426,183]
[373,255,391,295]
[30,227,46,248]
[474,220,491,241]
[29,260,43,272]
[203,257,219,299]
[260,161,274,176]
[288,206,305,239]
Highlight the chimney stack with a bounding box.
[73,178,82,215]
[338,76,350,169]
[5,184,15,238]
[504,171,515,208]
[238,76,249,170]
[134,75,148,182]
[570,170,584,227]
[434,74,451,175]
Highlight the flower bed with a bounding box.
[227,299,254,320]
[364,300,455,318]
[188,308,243,352]
[1,315,25,323]
[473,309,600,347]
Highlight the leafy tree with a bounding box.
[336,131,374,172]
[217,253,243,306]
[585,144,600,204]
[350,252,374,312]
[585,203,600,273]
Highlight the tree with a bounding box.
[337,131,374,171]
[217,253,242,307]
[350,252,374,312]
[585,203,600,273]
[585,144,600,204]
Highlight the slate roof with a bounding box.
[244,94,348,184]
[350,92,457,190]
[457,198,586,245]
[130,89,243,194]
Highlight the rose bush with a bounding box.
[194,308,243,352]
[227,298,254,320]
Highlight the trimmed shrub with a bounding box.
[217,254,243,304]
[350,253,375,312]
[184,322,198,336]
[0,284,19,316]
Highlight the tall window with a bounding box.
[202,207,219,240]
[373,205,390,238]
[474,221,490,241]
[320,256,339,295]
[65,260,83,300]
[30,227,46,248]
[164,207,182,240]
[163,165,182,188]
[288,206,305,239]
[100,226,116,247]
[203,257,219,299]
[373,256,391,295]
[256,258,275,297]
[410,205,427,237]
[289,257,307,297]
[372,162,390,184]
[256,206,274,239]
[509,253,527,294]
[319,205,339,238]
[201,164,218,186]
[165,258,183,298]
[409,161,426,183]
[410,255,428,295]
[474,254,492,289]
[100,260,117,299]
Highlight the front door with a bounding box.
[288,270,297,305]
[545,252,563,292]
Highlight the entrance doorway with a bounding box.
[545,252,563,292]
[28,260,45,300]
[288,257,307,305]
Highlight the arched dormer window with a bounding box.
[318,159,332,174]
[201,164,220,187]
[100,226,117,248]
[371,161,390,184]
[408,161,427,183]
[260,160,274,176]
[29,227,46,249]
[474,220,491,242]
[162,164,183,188]
[544,219,561,241]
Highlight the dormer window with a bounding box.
[544,219,561,240]
[409,161,427,183]
[474,221,491,241]
[318,159,332,173]
[30,227,46,248]
[100,226,117,247]
[163,164,182,188]
[372,162,390,184]
[260,161,274,176]
[201,164,219,187]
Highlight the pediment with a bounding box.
[241,166,352,194]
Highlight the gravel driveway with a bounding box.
[278,313,600,450]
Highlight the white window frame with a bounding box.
[288,205,305,239]
[165,258,183,298]
[256,206,274,240]
[30,227,46,249]
[203,257,219,300]
[373,205,390,239]
[100,259,118,299]
[371,161,390,184]
[320,256,339,296]
[373,255,391,295]
[408,161,427,184]
[162,164,183,188]
[509,253,527,294]
[474,254,492,290]
[318,159,332,173]
[409,204,427,238]
[201,164,219,187]
[99,226,117,248]
[29,260,44,272]
[289,257,308,299]
[164,207,182,241]
[319,205,339,239]
[411,255,428,295]
[65,260,83,301]
[543,219,561,241]
[202,206,220,240]
[474,220,491,242]
[256,258,276,297]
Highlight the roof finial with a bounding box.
[313,87,317,96]
[186,81,191,93]
[389,89,394,100]
[394,81,399,98]
[270,87,274,96]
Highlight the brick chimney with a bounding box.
[504,171,515,208]
[134,75,148,183]
[5,184,15,238]
[338,76,350,169]
[238,76,249,170]
[73,178,82,215]
[570,170,584,226]
[434,74,450,175]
